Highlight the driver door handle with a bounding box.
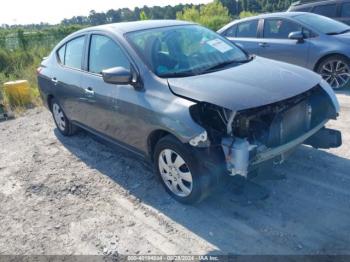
[259,42,269,47]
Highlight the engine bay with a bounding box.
[189,85,340,177]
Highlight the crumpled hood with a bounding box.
[167,56,321,111]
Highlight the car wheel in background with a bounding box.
[51,98,77,136]
[154,135,213,204]
[317,55,350,89]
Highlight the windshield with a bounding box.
[294,13,350,34]
[126,25,249,77]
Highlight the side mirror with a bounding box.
[288,31,304,42]
[102,67,132,85]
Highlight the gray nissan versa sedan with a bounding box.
[38,20,342,204]
[218,12,350,89]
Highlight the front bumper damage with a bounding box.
[187,80,342,179]
[220,82,342,178]
[221,121,342,178]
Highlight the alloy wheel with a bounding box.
[158,149,193,197]
[52,103,66,131]
[319,60,350,89]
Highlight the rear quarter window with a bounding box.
[224,25,237,37]
[293,6,313,12]
[57,45,65,64]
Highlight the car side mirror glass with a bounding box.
[288,31,304,42]
[102,67,132,85]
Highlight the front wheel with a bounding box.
[317,55,350,89]
[154,135,213,204]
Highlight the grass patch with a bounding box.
[0,46,49,112]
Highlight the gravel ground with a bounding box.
[0,92,350,255]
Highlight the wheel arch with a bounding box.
[313,53,350,72]
[147,129,180,162]
[47,94,54,111]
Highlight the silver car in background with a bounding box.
[218,12,350,89]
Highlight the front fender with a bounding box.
[154,96,207,144]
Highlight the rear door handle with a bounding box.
[84,87,95,96]
[259,42,269,47]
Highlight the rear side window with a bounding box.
[263,19,302,39]
[236,20,258,38]
[224,25,237,37]
[312,4,337,17]
[64,36,85,69]
[89,35,130,74]
[341,3,350,17]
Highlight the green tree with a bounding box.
[139,10,150,20]
[17,29,28,50]
[239,10,259,18]
[177,0,231,30]
[218,0,240,16]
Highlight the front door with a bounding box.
[80,34,134,142]
[258,18,310,67]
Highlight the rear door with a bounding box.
[258,18,311,67]
[53,35,87,122]
[223,19,261,55]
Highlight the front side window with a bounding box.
[263,19,302,39]
[126,25,248,78]
[64,36,85,69]
[89,35,130,74]
[236,20,258,38]
[341,3,350,17]
[312,4,337,17]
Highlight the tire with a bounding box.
[153,135,214,204]
[316,55,350,89]
[50,98,77,136]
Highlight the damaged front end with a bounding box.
[190,82,342,178]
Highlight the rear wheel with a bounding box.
[317,55,350,89]
[154,135,213,204]
[51,98,77,136]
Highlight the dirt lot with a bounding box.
[0,91,350,256]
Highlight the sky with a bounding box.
[0,0,212,25]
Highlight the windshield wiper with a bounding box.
[158,70,197,78]
[339,28,350,34]
[159,56,254,78]
[327,28,350,35]
[201,56,254,73]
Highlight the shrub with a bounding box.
[177,0,231,31]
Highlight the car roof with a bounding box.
[218,12,309,33]
[236,11,307,21]
[290,0,345,8]
[76,20,195,35]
